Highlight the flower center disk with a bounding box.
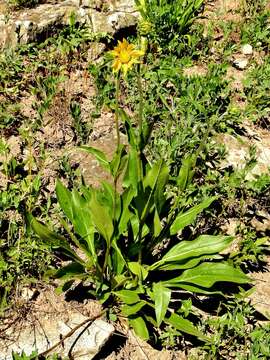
[119,50,131,64]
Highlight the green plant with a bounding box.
[29,40,250,342]
[241,0,267,18]
[243,56,270,122]
[12,351,62,360]
[0,135,52,310]
[135,0,204,53]
[240,7,270,50]
[54,13,107,57]
[31,74,64,121]
[195,290,270,359]
[141,60,231,174]
[0,49,24,97]
[70,101,91,145]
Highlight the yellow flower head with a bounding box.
[110,39,144,76]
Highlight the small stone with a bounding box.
[233,58,248,70]
[21,287,36,301]
[241,44,253,55]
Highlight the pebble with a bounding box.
[233,58,248,70]
[241,44,253,55]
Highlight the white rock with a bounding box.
[241,44,253,55]
[2,317,114,360]
[233,58,248,70]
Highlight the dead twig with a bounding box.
[38,310,106,357]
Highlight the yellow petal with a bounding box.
[131,50,144,58]
[122,63,129,76]
[110,49,119,57]
[112,59,121,72]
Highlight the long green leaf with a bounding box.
[170,197,216,235]
[164,262,250,288]
[110,144,127,178]
[121,301,146,316]
[53,262,86,280]
[90,192,114,245]
[153,283,171,327]
[27,214,84,264]
[141,160,164,222]
[151,235,233,270]
[157,254,223,271]
[120,108,137,148]
[129,316,149,340]
[114,289,140,305]
[167,282,223,295]
[56,179,73,222]
[165,313,209,341]
[79,146,110,171]
[122,147,140,190]
[176,154,195,191]
[71,190,96,258]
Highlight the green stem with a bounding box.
[137,64,143,138]
[115,74,121,150]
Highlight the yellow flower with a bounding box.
[110,39,144,76]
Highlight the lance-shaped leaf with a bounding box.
[129,316,149,340]
[165,313,209,341]
[150,235,233,270]
[120,108,137,148]
[176,154,195,191]
[80,146,110,171]
[121,301,146,317]
[157,254,223,271]
[71,190,96,258]
[123,147,140,190]
[53,262,87,281]
[153,282,171,327]
[163,262,250,288]
[114,289,140,305]
[170,197,216,235]
[27,214,84,264]
[90,193,114,245]
[56,179,73,222]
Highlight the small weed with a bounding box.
[136,0,204,54]
[195,291,270,359]
[243,56,270,122]
[70,101,91,145]
[240,7,270,50]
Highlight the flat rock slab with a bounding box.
[0,286,114,359]
[217,122,270,180]
[0,0,137,48]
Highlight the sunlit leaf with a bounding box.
[151,235,233,269]
[129,316,149,340]
[164,262,250,288]
[170,197,216,235]
[80,146,110,171]
[122,301,146,316]
[165,313,209,341]
[153,282,171,327]
[114,289,141,305]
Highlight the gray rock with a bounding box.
[217,122,270,181]
[241,44,253,55]
[0,0,138,49]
